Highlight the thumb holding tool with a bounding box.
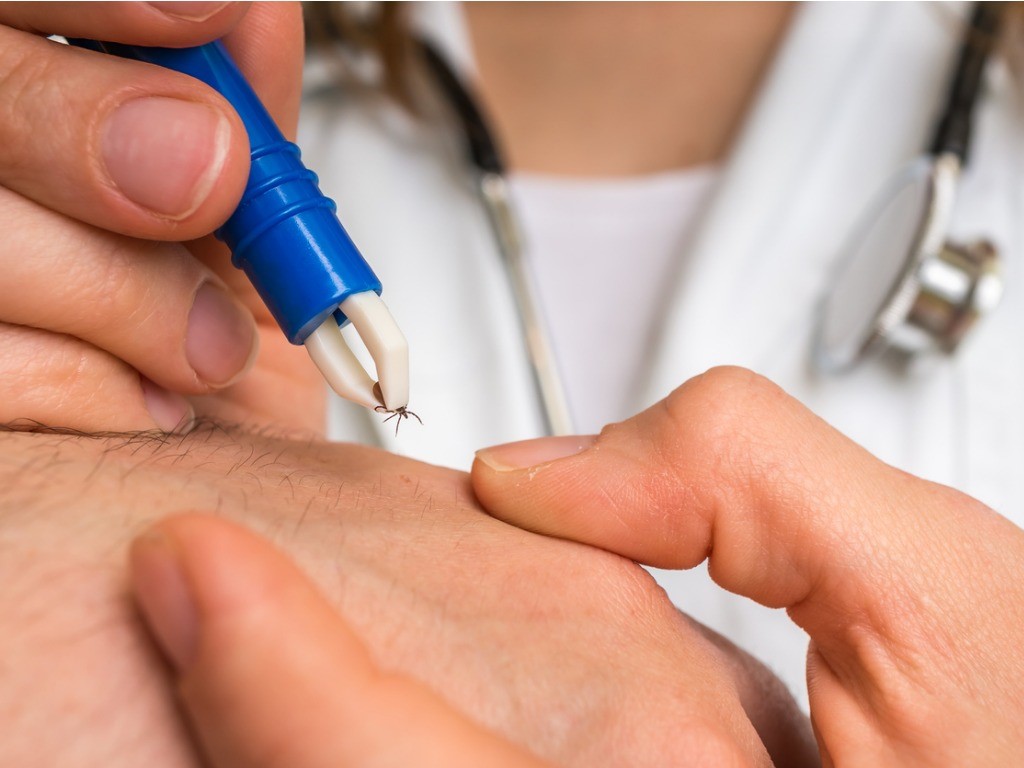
[69,36,410,414]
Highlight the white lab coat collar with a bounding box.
[638,2,970,410]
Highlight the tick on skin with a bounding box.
[375,405,423,436]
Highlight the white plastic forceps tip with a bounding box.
[303,292,410,412]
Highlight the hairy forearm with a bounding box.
[0,422,460,767]
[0,423,807,767]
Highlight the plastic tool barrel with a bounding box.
[70,39,381,344]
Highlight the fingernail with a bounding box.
[185,283,257,387]
[141,376,195,433]
[130,530,199,671]
[102,97,229,219]
[475,435,596,472]
[148,1,230,21]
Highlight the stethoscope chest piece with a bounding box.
[814,153,1002,373]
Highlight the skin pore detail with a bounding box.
[0,422,813,767]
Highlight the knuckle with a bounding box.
[630,367,796,570]
[667,366,776,428]
[662,366,785,468]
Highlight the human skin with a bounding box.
[0,424,816,768]
[473,367,1024,765]
[0,5,820,764]
[131,513,550,768]
[0,2,322,434]
[465,2,794,175]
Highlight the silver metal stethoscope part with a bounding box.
[815,153,1002,374]
[815,3,1003,373]
[478,172,575,436]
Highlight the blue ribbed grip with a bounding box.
[68,39,381,344]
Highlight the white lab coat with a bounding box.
[299,2,1024,704]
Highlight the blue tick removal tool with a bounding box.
[68,39,409,413]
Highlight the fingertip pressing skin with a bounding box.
[475,435,596,472]
[139,376,196,433]
[472,428,689,570]
[130,515,547,768]
[471,366,886,598]
[130,528,200,670]
[471,366,1024,763]
[470,363,977,654]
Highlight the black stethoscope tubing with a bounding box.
[931,2,1001,164]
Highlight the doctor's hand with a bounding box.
[473,366,1024,767]
[0,2,323,434]
[130,514,545,768]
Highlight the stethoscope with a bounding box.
[814,2,1003,373]
[417,3,1004,436]
[417,40,574,436]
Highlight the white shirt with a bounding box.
[511,169,719,433]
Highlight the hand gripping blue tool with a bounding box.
[68,38,409,413]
